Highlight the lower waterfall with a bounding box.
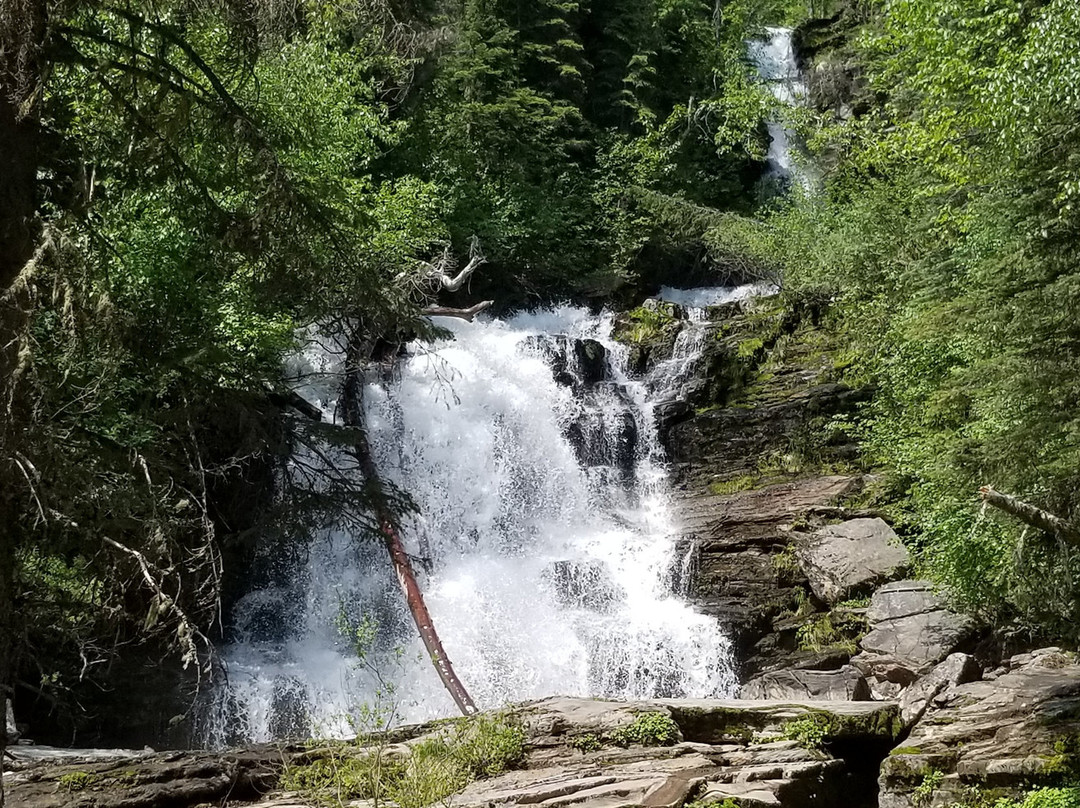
[204,291,753,746]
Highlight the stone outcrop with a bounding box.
[653,299,874,676]
[739,666,871,702]
[794,518,910,604]
[8,697,902,808]
[880,650,1080,807]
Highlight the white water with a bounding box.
[204,292,764,746]
[747,27,807,184]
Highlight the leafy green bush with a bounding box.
[611,712,681,747]
[779,714,836,750]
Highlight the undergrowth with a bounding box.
[282,713,526,808]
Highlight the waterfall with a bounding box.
[747,26,807,186]
[203,290,761,746]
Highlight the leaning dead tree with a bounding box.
[979,485,1080,546]
[338,331,477,715]
[302,242,495,716]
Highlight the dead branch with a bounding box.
[101,536,208,673]
[341,334,477,716]
[422,300,493,322]
[979,486,1080,546]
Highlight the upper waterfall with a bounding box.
[204,290,758,746]
[747,26,808,186]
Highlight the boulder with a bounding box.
[794,518,910,604]
[739,666,871,701]
[856,581,976,670]
[880,650,1080,807]
[520,335,610,388]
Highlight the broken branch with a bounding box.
[979,486,1080,545]
[423,300,494,321]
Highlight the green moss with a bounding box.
[58,771,99,792]
[891,746,924,756]
[710,474,761,496]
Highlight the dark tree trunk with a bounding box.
[340,334,477,717]
[1,1,47,801]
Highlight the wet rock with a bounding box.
[794,518,910,605]
[520,335,611,388]
[653,399,693,435]
[10,697,901,808]
[682,475,861,659]
[563,387,638,476]
[542,560,624,612]
[879,650,1080,807]
[739,666,871,701]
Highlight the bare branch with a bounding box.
[101,537,209,673]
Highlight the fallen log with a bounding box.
[978,486,1080,545]
[423,300,493,321]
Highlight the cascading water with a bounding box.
[747,27,807,186]
[204,288,762,746]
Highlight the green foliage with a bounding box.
[779,714,835,750]
[719,0,1080,643]
[771,545,802,582]
[710,474,762,496]
[611,712,681,747]
[58,771,99,792]
[570,733,602,753]
[795,612,858,654]
[7,0,790,735]
[283,713,526,808]
[913,769,945,808]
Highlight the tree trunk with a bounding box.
[340,334,477,716]
[979,486,1080,546]
[1,2,47,802]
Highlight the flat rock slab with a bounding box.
[8,697,901,808]
[795,518,910,604]
[880,650,1080,807]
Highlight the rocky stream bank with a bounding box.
[6,295,1080,808]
